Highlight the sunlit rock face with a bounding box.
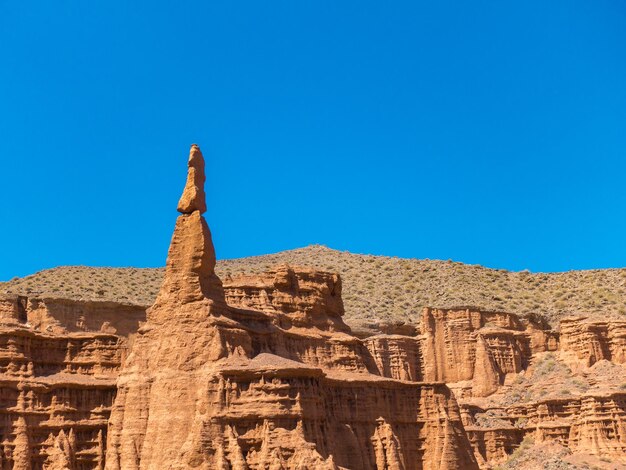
[103,145,478,470]
[0,294,127,469]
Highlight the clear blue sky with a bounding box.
[1,1,625,281]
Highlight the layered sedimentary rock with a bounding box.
[104,145,478,470]
[413,307,626,466]
[420,307,558,397]
[476,392,626,463]
[0,290,140,467]
[0,319,124,468]
[456,389,626,466]
[464,426,523,467]
[364,335,423,381]
[223,265,348,333]
[0,294,145,336]
[560,317,626,366]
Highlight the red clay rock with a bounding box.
[364,334,423,381]
[420,307,556,397]
[560,316,626,367]
[0,322,121,468]
[177,144,207,214]
[224,265,348,332]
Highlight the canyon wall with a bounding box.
[420,307,558,398]
[417,307,626,466]
[0,295,128,469]
[223,265,347,332]
[460,391,626,466]
[559,316,626,366]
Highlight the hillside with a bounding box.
[2,245,626,332]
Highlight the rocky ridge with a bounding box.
[4,250,626,337]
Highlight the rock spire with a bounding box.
[150,144,224,318]
[177,144,207,214]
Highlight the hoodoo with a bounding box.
[151,144,225,314]
[177,144,207,214]
[105,145,236,469]
[104,145,478,469]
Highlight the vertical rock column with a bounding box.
[150,143,225,317]
[105,145,243,470]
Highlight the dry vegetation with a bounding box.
[476,354,626,470]
[1,245,626,330]
[474,353,626,412]
[493,439,610,470]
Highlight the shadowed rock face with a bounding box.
[559,316,626,366]
[419,307,559,397]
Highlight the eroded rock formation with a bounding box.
[177,143,207,214]
[420,307,558,398]
[0,144,625,468]
[223,265,348,333]
[449,312,626,467]
[0,294,145,335]
[103,145,478,470]
[0,310,123,468]
[560,316,626,367]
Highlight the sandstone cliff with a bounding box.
[419,307,558,398]
[451,313,626,468]
[0,296,127,469]
[559,316,626,367]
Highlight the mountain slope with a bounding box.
[2,245,625,332]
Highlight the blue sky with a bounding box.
[1,1,625,280]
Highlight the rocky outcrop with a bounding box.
[464,426,523,467]
[498,392,626,461]
[176,143,207,214]
[458,390,626,466]
[568,393,626,457]
[420,307,555,397]
[223,265,348,333]
[0,295,27,323]
[560,317,626,367]
[364,335,423,381]
[104,145,479,470]
[0,288,139,468]
[416,308,626,466]
[0,321,122,469]
[0,294,145,335]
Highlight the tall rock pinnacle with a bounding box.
[177,144,207,214]
[150,144,224,318]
